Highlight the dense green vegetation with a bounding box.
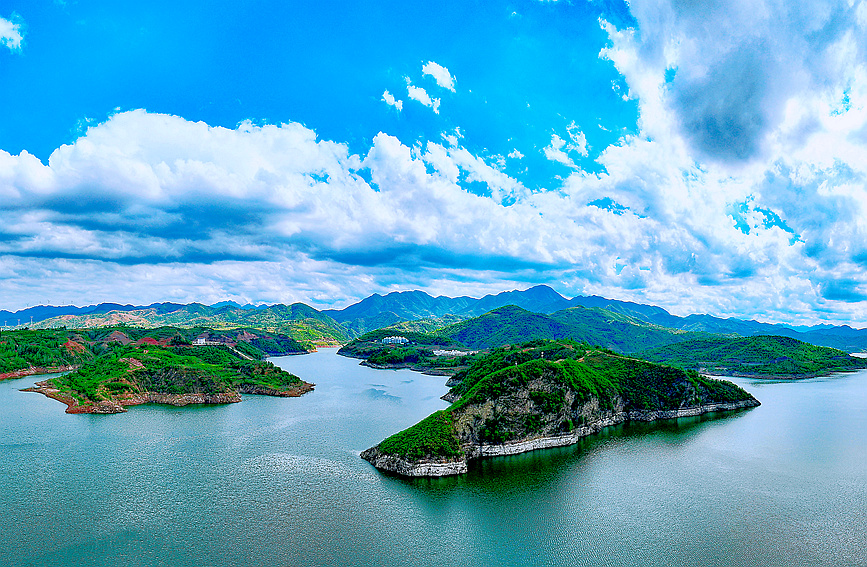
[382,315,466,334]
[0,325,310,376]
[0,329,95,373]
[366,347,423,365]
[337,329,477,373]
[368,340,757,462]
[437,305,710,352]
[339,304,714,375]
[48,343,305,406]
[231,359,309,391]
[344,307,867,383]
[2,326,313,411]
[441,306,572,349]
[639,335,867,376]
[377,411,462,460]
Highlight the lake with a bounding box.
[2,348,866,566]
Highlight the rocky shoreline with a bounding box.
[22,380,244,414]
[0,366,76,381]
[361,399,760,477]
[359,360,454,376]
[23,378,315,414]
[702,369,862,380]
[238,382,315,397]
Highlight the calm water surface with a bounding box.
[2,349,866,566]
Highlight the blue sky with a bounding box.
[2,0,867,326]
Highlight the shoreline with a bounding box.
[337,349,463,377]
[23,378,315,414]
[22,380,244,414]
[0,366,76,382]
[359,360,456,376]
[700,367,867,380]
[361,399,760,477]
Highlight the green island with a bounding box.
[361,339,760,477]
[1,326,313,414]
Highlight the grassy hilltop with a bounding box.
[639,336,867,378]
[362,340,758,471]
[1,326,313,413]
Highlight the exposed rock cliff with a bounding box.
[23,380,243,414]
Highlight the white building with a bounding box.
[381,336,409,344]
[193,336,225,346]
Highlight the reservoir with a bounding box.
[3,348,866,566]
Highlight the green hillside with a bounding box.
[639,335,867,377]
[0,328,95,374]
[363,340,758,470]
[336,329,473,374]
[437,304,708,353]
[337,304,716,374]
[1,326,310,376]
[441,306,571,349]
[381,315,466,334]
[38,342,311,413]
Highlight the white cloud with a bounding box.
[601,0,866,165]
[0,15,23,52]
[566,122,589,156]
[508,149,524,159]
[381,90,403,111]
[440,127,464,147]
[6,80,867,324]
[543,134,577,168]
[441,133,459,147]
[406,83,441,114]
[422,61,456,91]
[543,122,589,167]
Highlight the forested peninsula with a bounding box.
[1,327,313,414]
[361,340,759,477]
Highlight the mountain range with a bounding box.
[8,285,867,352]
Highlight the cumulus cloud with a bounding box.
[422,61,456,91]
[550,0,867,322]
[6,44,867,328]
[0,14,23,51]
[603,0,866,165]
[0,111,684,314]
[381,90,403,111]
[406,83,441,114]
[0,111,814,318]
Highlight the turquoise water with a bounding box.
[3,349,866,566]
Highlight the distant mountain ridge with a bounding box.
[322,285,575,334]
[0,302,190,326]
[401,304,706,353]
[328,285,867,351]
[26,303,348,346]
[8,285,867,351]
